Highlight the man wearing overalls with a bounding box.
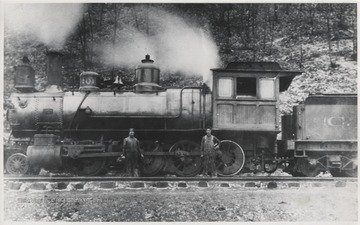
[122,128,143,177]
[200,128,220,177]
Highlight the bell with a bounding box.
[114,75,123,85]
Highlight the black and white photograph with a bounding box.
[1,1,358,223]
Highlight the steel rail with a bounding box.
[3,176,357,182]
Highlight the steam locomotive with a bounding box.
[4,51,357,177]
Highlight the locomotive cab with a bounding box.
[211,62,302,173]
[211,62,301,131]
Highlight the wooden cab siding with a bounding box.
[212,71,280,131]
[215,101,278,131]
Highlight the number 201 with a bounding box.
[82,78,94,85]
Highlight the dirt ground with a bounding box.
[3,186,358,222]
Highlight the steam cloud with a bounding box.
[4,5,219,86]
[101,8,220,86]
[5,3,83,48]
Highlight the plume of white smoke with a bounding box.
[102,26,157,69]
[4,3,84,48]
[101,8,220,87]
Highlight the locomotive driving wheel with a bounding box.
[215,140,245,176]
[6,153,29,175]
[64,158,107,176]
[169,140,202,177]
[140,141,165,176]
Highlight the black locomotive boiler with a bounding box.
[6,50,355,177]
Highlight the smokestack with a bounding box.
[45,50,63,92]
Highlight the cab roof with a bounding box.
[211,62,303,92]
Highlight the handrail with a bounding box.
[68,91,90,129]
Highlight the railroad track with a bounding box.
[4,176,357,191]
[3,175,357,182]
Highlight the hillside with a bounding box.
[279,39,357,113]
[3,3,357,121]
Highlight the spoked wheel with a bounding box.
[215,140,245,176]
[169,140,202,177]
[140,141,165,176]
[64,158,107,176]
[6,153,29,175]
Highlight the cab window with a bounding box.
[236,77,256,97]
[218,77,233,97]
[259,78,275,99]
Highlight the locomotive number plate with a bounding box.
[43,108,54,114]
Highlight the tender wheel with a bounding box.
[215,140,245,176]
[329,168,342,177]
[342,167,358,177]
[293,158,325,177]
[340,156,357,177]
[6,153,29,175]
[169,140,202,177]
[140,141,165,176]
[64,158,107,176]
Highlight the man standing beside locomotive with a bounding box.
[200,128,220,177]
[122,128,143,177]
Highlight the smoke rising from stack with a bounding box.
[101,8,220,86]
[4,4,83,48]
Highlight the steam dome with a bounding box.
[135,55,162,92]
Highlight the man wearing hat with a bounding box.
[122,128,143,177]
[200,128,220,177]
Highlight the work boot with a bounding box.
[134,169,139,177]
[125,169,131,177]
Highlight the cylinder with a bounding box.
[26,134,62,169]
[27,145,62,169]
